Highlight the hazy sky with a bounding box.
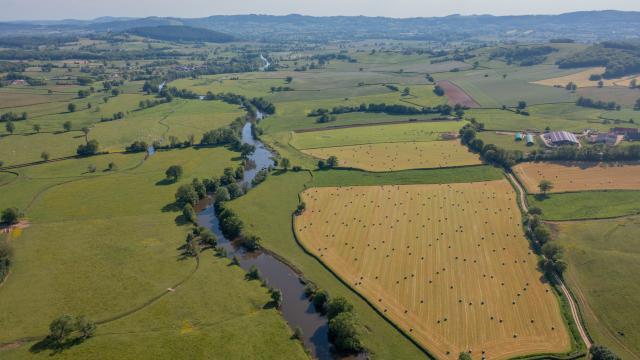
[2,0,640,21]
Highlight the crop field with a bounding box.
[302,140,481,171]
[514,162,640,193]
[290,120,465,149]
[532,67,640,88]
[552,217,640,359]
[437,80,480,108]
[295,180,571,359]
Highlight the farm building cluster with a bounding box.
[507,128,639,149]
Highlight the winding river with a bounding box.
[260,54,271,71]
[197,121,334,360]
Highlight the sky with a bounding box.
[2,0,640,21]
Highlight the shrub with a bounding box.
[182,204,196,223]
[246,265,260,280]
[175,184,199,206]
[312,289,329,313]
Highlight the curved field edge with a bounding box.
[227,168,581,360]
[294,181,573,359]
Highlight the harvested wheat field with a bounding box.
[302,141,481,171]
[295,180,571,359]
[514,162,640,193]
[532,67,640,88]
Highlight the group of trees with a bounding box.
[46,314,96,347]
[460,122,524,168]
[0,238,12,284]
[318,156,339,169]
[76,140,100,156]
[126,140,149,153]
[0,111,27,122]
[304,284,362,353]
[557,41,640,78]
[525,207,567,277]
[576,97,620,111]
[309,103,463,118]
[204,92,276,115]
[530,143,640,162]
[490,46,558,66]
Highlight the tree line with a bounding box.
[308,103,463,118]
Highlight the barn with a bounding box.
[543,131,579,146]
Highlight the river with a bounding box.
[260,54,271,71]
[197,121,335,360]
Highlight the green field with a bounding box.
[290,120,465,149]
[528,190,640,220]
[0,148,306,359]
[552,217,640,359]
[476,131,543,151]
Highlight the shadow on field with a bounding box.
[161,202,181,212]
[155,178,176,186]
[30,336,86,355]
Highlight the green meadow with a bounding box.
[553,217,640,359]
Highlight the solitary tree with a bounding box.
[81,127,90,140]
[538,180,553,195]
[1,207,20,225]
[517,101,527,110]
[41,151,50,161]
[165,165,184,181]
[63,121,72,132]
[281,157,291,170]
[458,353,472,360]
[48,314,75,343]
[67,103,76,113]
[402,87,411,96]
[33,124,41,133]
[5,121,15,134]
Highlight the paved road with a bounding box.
[507,172,592,350]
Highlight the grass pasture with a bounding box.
[514,162,640,193]
[302,140,481,171]
[528,190,640,221]
[295,180,571,359]
[0,148,307,359]
[552,217,640,359]
[289,120,465,149]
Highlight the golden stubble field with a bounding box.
[301,141,481,172]
[514,162,640,193]
[532,67,640,88]
[295,180,571,359]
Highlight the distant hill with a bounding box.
[125,25,235,43]
[1,11,640,42]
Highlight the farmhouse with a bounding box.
[611,127,640,141]
[542,131,579,147]
[588,133,619,145]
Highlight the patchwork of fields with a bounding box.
[514,162,640,193]
[302,140,481,171]
[295,180,571,359]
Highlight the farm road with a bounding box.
[506,172,593,350]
